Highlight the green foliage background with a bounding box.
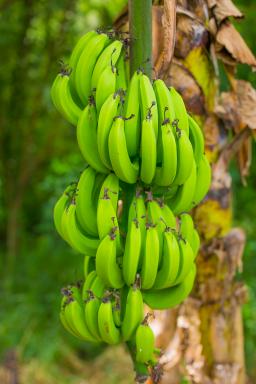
[0,0,255,382]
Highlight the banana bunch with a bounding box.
[51,30,128,126]
[53,167,124,256]
[52,29,212,379]
[60,275,144,345]
[51,30,211,191]
[55,183,198,362]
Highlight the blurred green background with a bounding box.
[0,0,255,383]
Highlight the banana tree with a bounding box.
[115,0,256,383]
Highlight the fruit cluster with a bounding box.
[52,30,211,372]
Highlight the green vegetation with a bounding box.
[0,0,255,382]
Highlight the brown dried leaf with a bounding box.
[237,136,252,185]
[208,0,216,7]
[215,48,238,66]
[155,0,177,77]
[153,6,165,66]
[208,17,218,36]
[211,0,243,23]
[166,60,205,115]
[218,127,251,172]
[224,228,246,273]
[187,0,209,22]
[176,5,196,19]
[175,14,209,59]
[235,80,256,129]
[177,0,188,7]
[204,114,220,149]
[216,21,256,68]
[215,91,241,131]
[216,80,256,131]
[215,79,255,182]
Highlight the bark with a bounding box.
[115,1,256,383]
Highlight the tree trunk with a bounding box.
[115,1,256,383]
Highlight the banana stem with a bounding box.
[126,1,152,379]
[126,341,149,382]
[128,0,152,79]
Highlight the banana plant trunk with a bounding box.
[151,2,253,383]
[115,0,256,383]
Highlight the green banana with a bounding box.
[143,264,196,310]
[89,274,105,298]
[91,39,123,90]
[140,74,158,138]
[84,276,105,341]
[116,54,128,91]
[135,318,155,363]
[147,199,165,264]
[192,228,200,256]
[75,32,110,105]
[112,293,122,327]
[69,298,97,342]
[190,154,211,208]
[153,79,175,163]
[140,113,157,184]
[121,284,144,341]
[128,191,147,227]
[60,296,80,338]
[62,298,83,339]
[92,173,107,202]
[153,79,175,125]
[128,192,147,262]
[141,225,159,290]
[69,31,97,104]
[53,185,75,240]
[66,287,97,342]
[124,71,141,156]
[82,270,97,300]
[173,126,194,186]
[76,167,98,237]
[54,184,77,246]
[179,213,195,250]
[122,219,141,286]
[98,297,121,344]
[84,292,102,341]
[77,98,108,173]
[153,230,180,289]
[169,87,189,135]
[109,116,139,184]
[51,74,82,125]
[173,236,194,285]
[159,203,177,230]
[168,159,197,215]
[180,213,201,259]
[188,115,204,165]
[97,92,121,169]
[95,64,118,113]
[95,234,124,289]
[98,172,119,211]
[60,309,80,339]
[62,203,99,256]
[97,174,123,253]
[154,119,177,186]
